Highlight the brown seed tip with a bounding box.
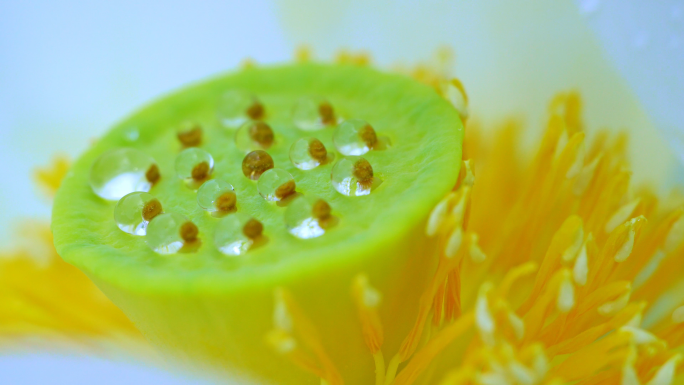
[242,150,274,180]
[215,191,237,212]
[275,180,296,200]
[191,161,210,181]
[246,100,264,120]
[177,124,202,147]
[243,218,263,239]
[145,164,160,185]
[308,139,327,162]
[248,121,274,148]
[359,124,378,148]
[319,102,335,125]
[353,158,374,183]
[179,221,199,242]
[142,199,163,221]
[312,199,331,220]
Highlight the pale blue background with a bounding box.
[1,0,683,384]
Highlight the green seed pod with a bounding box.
[52,64,463,384]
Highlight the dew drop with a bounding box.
[175,148,214,184]
[214,213,264,256]
[217,90,264,128]
[177,121,203,147]
[114,192,162,235]
[197,179,237,213]
[242,150,274,180]
[331,156,380,196]
[285,195,337,239]
[235,121,274,152]
[146,213,200,254]
[89,148,159,201]
[289,137,333,170]
[292,96,336,131]
[333,119,379,156]
[257,168,296,202]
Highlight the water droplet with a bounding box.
[114,192,163,235]
[197,179,237,213]
[177,121,202,147]
[124,127,139,142]
[175,148,214,184]
[331,156,380,196]
[292,96,336,131]
[333,119,378,156]
[242,150,274,180]
[89,148,159,201]
[214,213,264,256]
[217,90,264,128]
[257,168,296,202]
[147,213,200,254]
[235,121,274,152]
[289,137,333,170]
[285,195,337,239]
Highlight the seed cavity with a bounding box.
[175,148,214,185]
[114,192,161,235]
[258,168,296,202]
[292,96,336,131]
[89,148,159,201]
[179,221,199,242]
[246,100,265,121]
[214,214,265,256]
[177,122,203,147]
[145,164,161,185]
[332,156,380,196]
[318,101,336,125]
[285,196,337,239]
[142,199,163,222]
[243,219,264,239]
[242,150,274,180]
[236,121,274,152]
[191,161,210,181]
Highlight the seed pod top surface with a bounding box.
[52,64,464,294]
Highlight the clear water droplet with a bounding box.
[89,148,159,201]
[197,179,237,213]
[146,213,200,254]
[333,119,378,156]
[124,127,139,142]
[214,213,264,256]
[217,90,264,128]
[175,148,214,184]
[285,195,337,239]
[289,137,333,170]
[257,168,296,202]
[331,156,380,196]
[235,121,274,152]
[177,120,203,147]
[114,192,163,235]
[292,96,336,131]
[242,150,274,180]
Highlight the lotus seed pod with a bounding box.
[52,64,463,384]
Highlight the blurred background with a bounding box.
[1,0,682,383]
